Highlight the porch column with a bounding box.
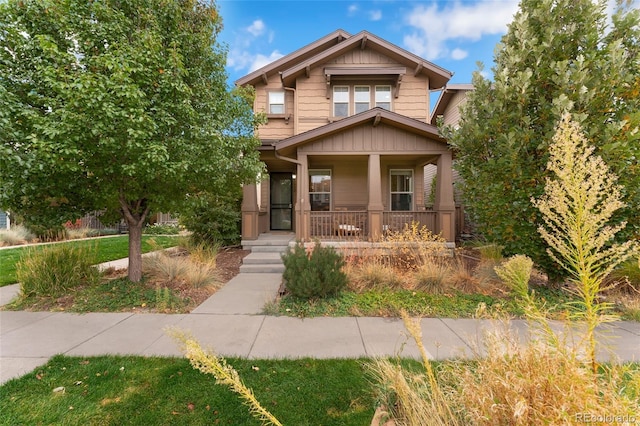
[241,182,259,240]
[298,153,311,241]
[434,151,456,242]
[367,154,384,240]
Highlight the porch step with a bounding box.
[242,252,283,264]
[246,244,290,253]
[239,263,285,274]
[240,234,293,274]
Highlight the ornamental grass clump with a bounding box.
[17,243,100,298]
[532,113,639,373]
[169,329,283,426]
[282,241,347,299]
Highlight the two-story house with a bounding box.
[238,29,461,243]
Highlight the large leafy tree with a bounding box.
[443,0,640,279]
[0,0,264,281]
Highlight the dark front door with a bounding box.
[270,172,293,231]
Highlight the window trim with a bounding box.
[309,169,332,211]
[354,85,371,114]
[375,85,392,110]
[267,90,286,116]
[332,86,350,118]
[390,169,413,211]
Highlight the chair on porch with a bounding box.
[333,207,361,238]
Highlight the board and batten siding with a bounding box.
[298,122,445,155]
[440,90,468,126]
[255,46,433,138]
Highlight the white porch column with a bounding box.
[367,154,384,240]
[434,151,456,242]
[241,182,259,240]
[298,153,311,241]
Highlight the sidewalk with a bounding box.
[2,261,639,384]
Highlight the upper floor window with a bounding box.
[333,86,349,117]
[268,91,285,114]
[354,86,370,114]
[375,86,391,110]
[390,169,413,211]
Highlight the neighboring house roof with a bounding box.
[430,83,474,125]
[236,29,453,90]
[273,107,446,156]
[235,29,351,87]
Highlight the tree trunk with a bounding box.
[119,194,150,283]
[127,218,143,282]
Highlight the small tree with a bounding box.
[0,0,264,281]
[532,113,639,372]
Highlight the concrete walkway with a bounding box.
[1,258,639,384]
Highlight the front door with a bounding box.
[270,172,293,231]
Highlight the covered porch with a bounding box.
[242,108,457,242]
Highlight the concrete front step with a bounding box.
[242,252,283,265]
[239,264,285,274]
[246,245,290,253]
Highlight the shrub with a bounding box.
[282,242,347,299]
[143,223,181,235]
[180,192,241,246]
[17,244,100,298]
[383,222,447,269]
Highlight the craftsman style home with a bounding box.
[238,30,463,243]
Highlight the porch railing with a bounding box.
[310,211,368,240]
[383,211,437,234]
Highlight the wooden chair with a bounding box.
[333,207,361,237]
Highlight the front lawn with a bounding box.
[0,355,377,426]
[0,235,180,286]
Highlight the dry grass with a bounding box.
[0,225,36,246]
[143,245,220,289]
[412,257,450,293]
[347,261,405,292]
[451,330,640,425]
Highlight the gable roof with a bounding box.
[430,83,474,125]
[235,29,351,87]
[274,107,446,156]
[236,29,453,89]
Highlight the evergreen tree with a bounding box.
[443,0,640,279]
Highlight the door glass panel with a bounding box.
[270,173,293,230]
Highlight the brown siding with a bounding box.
[309,157,368,208]
[254,74,295,140]
[442,91,467,126]
[298,122,445,154]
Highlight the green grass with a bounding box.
[5,277,188,313]
[0,235,180,286]
[268,286,618,320]
[0,355,376,426]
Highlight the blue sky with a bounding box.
[217,0,523,87]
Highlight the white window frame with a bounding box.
[375,85,392,110]
[354,85,370,114]
[390,169,413,211]
[333,86,349,117]
[268,91,285,115]
[309,169,332,211]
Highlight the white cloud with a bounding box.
[348,4,358,15]
[247,19,265,36]
[403,1,519,60]
[250,51,285,72]
[451,48,468,60]
[369,10,382,21]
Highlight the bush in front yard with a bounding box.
[16,244,100,298]
[180,192,241,247]
[282,242,347,299]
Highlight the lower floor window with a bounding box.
[390,169,413,211]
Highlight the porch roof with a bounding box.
[272,107,447,156]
